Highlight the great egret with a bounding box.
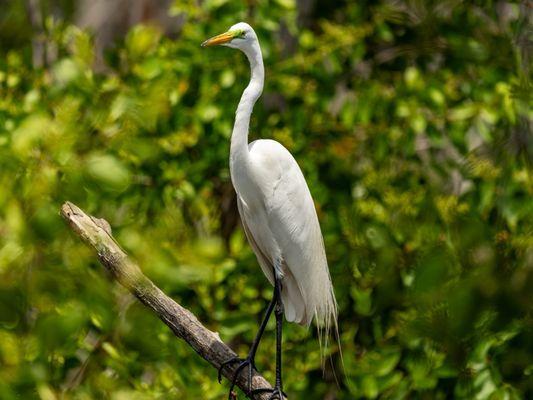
[202,22,338,399]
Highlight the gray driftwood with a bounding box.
[60,201,275,399]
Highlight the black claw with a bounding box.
[251,386,287,399]
[218,356,257,398]
[218,356,240,383]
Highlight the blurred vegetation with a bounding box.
[0,0,532,399]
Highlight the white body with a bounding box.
[225,23,337,331]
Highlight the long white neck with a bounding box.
[230,41,264,169]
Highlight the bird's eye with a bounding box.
[235,29,246,39]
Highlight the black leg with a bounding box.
[218,276,279,397]
[251,285,278,361]
[251,275,287,399]
[274,276,283,391]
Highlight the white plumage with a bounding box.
[202,21,338,397]
[220,22,338,338]
[237,139,336,328]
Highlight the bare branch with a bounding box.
[60,201,274,399]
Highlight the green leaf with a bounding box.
[85,153,132,192]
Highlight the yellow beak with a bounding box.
[201,31,236,47]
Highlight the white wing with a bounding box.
[235,139,337,331]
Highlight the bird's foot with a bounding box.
[218,355,257,398]
[251,386,287,399]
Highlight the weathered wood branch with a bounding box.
[60,201,274,399]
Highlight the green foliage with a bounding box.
[0,1,531,399]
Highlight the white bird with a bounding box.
[202,22,338,399]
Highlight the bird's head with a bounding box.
[201,22,257,52]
